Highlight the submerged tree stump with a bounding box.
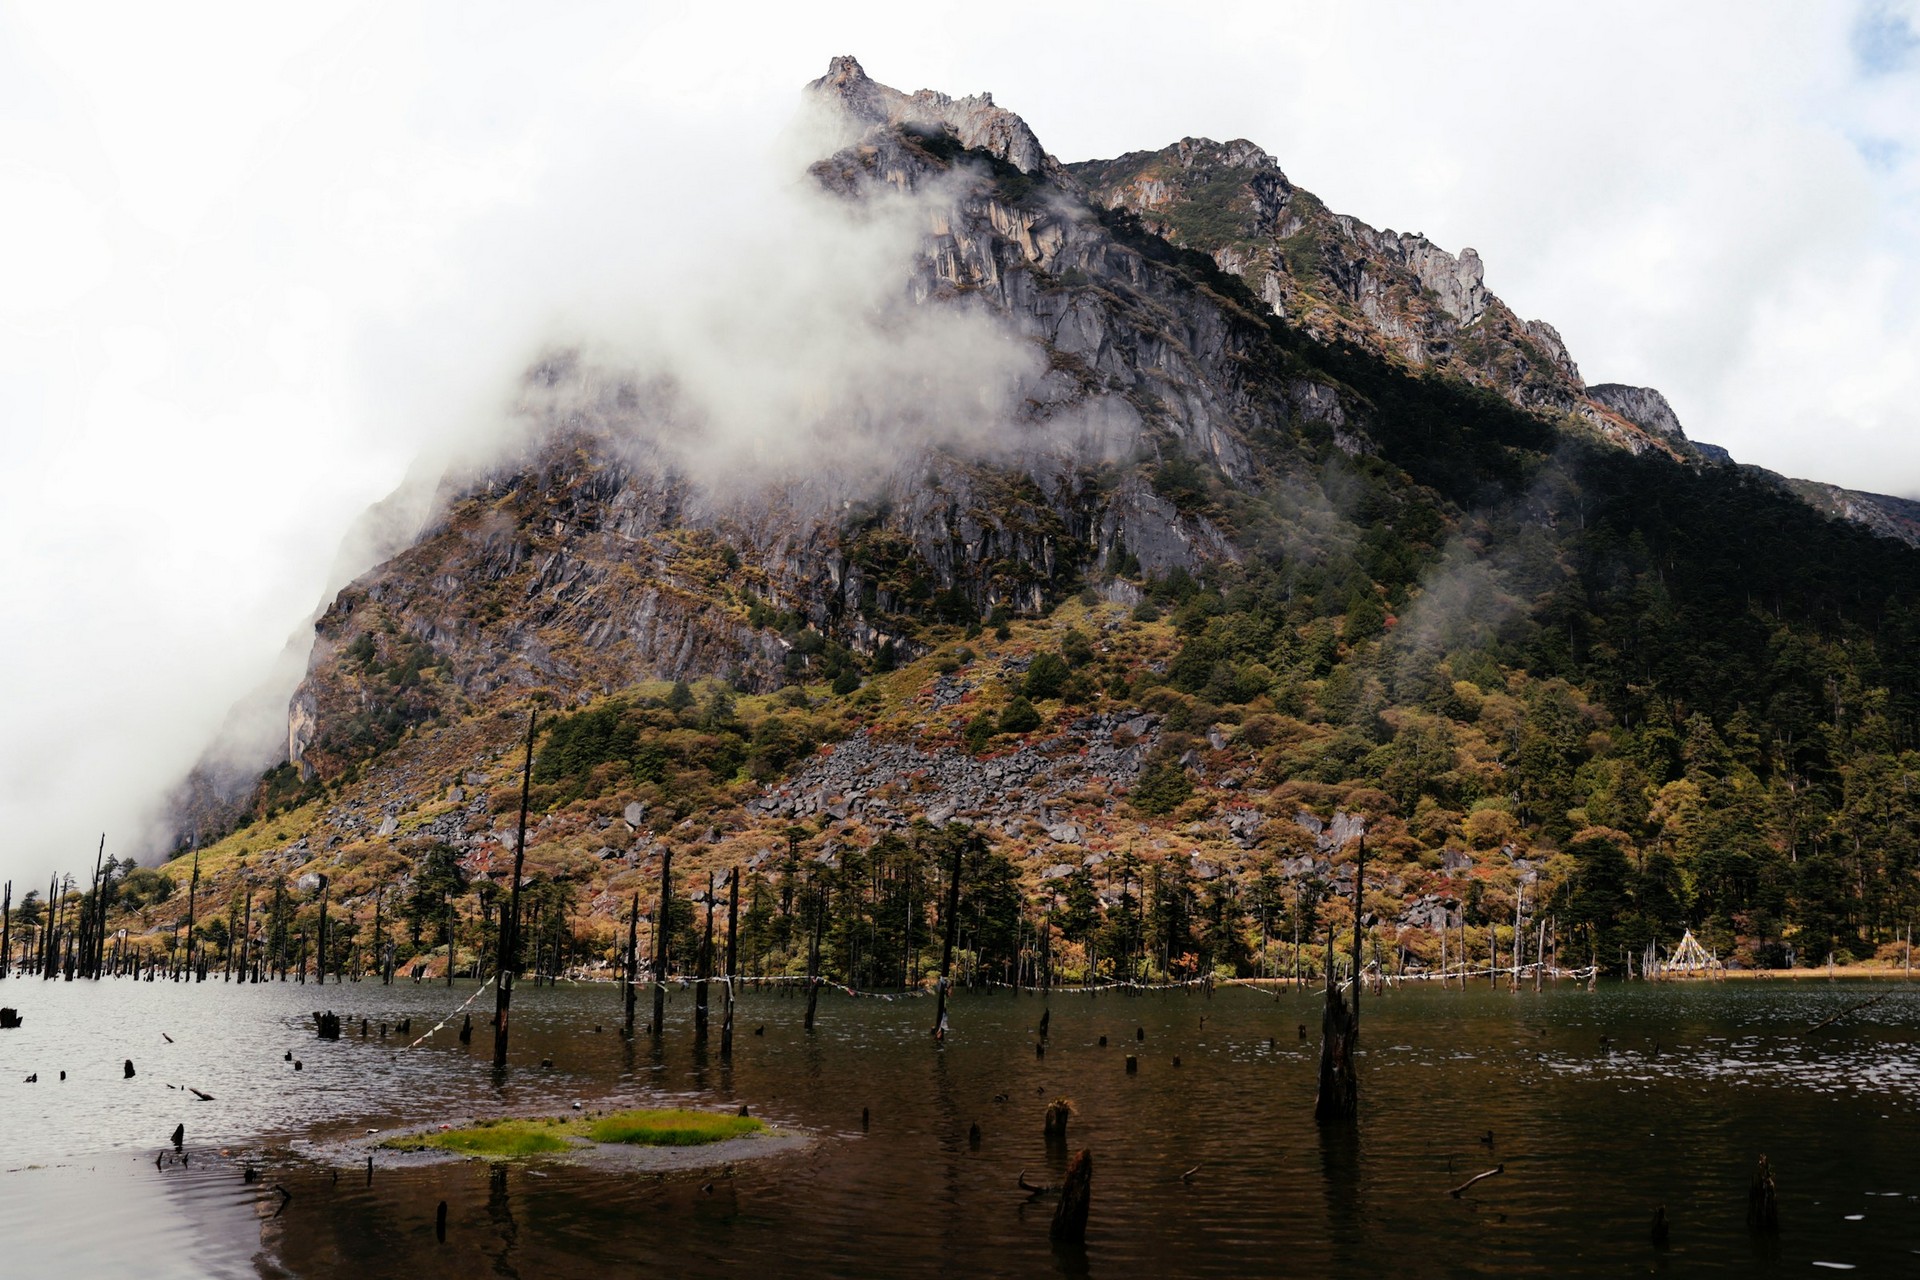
[1050,1149,1092,1242]
[1747,1155,1779,1235]
[1044,1099,1071,1146]
[0,1007,21,1029]
[1314,981,1358,1124]
[316,1012,341,1040]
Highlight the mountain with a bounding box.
[131,58,1920,984]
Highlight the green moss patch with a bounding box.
[586,1108,764,1147]
[383,1118,574,1157]
[377,1108,764,1160]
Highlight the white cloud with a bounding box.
[1,0,1915,888]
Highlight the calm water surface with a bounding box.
[3,975,1918,1276]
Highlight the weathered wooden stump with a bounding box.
[170,1123,184,1148]
[1124,1055,1137,1074]
[1050,1149,1092,1242]
[124,1059,136,1079]
[1044,1099,1071,1146]
[968,1121,982,1150]
[435,1200,447,1244]
[1747,1155,1778,1235]
[316,1012,341,1040]
[0,1007,21,1029]
[1651,1205,1670,1248]
[459,1014,472,1044]
[1314,981,1358,1124]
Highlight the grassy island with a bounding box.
[381,1108,765,1158]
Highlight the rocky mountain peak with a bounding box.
[1587,383,1685,439]
[806,55,1056,176]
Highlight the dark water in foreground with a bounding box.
[3,976,1918,1277]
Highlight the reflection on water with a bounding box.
[4,977,1919,1276]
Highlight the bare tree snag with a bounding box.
[1747,1155,1779,1235]
[493,708,537,1069]
[1050,1149,1092,1243]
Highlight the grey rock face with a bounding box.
[1588,383,1686,439]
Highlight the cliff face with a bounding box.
[1065,140,1696,458]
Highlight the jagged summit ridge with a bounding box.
[808,54,1059,178]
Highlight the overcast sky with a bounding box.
[2,0,1916,888]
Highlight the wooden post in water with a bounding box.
[622,892,639,1038]
[650,847,672,1038]
[933,831,966,1040]
[492,708,537,1070]
[695,872,714,1041]
[1,880,10,980]
[722,868,739,1059]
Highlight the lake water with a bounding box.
[3,975,1918,1276]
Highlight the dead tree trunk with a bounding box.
[1747,1154,1779,1235]
[933,831,967,1041]
[650,846,672,1038]
[722,867,739,1059]
[316,874,330,986]
[622,892,639,1038]
[493,708,537,1069]
[804,879,826,1032]
[1050,1149,1092,1243]
[695,872,714,1041]
[1314,928,1359,1124]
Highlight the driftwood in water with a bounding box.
[1801,990,1894,1037]
[1050,1149,1092,1243]
[1448,1164,1504,1197]
[170,1123,184,1148]
[1746,1155,1779,1234]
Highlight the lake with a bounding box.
[3,975,1917,1276]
